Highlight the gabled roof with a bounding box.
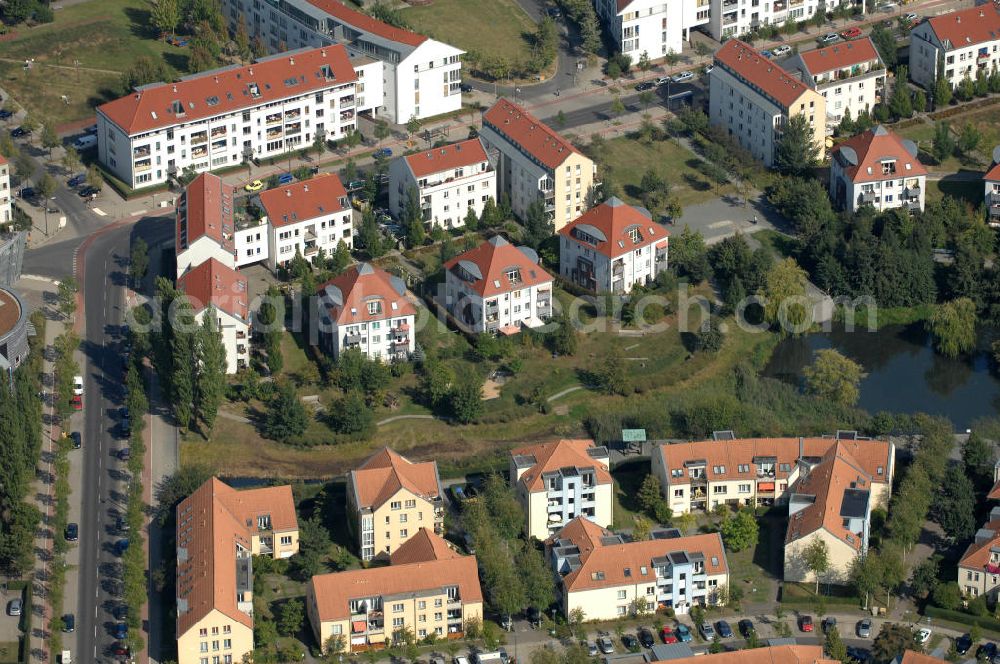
[317,263,418,325]
[985,161,1000,183]
[797,37,883,76]
[714,39,812,109]
[443,235,552,298]
[390,528,462,565]
[176,477,298,637]
[895,651,948,664]
[177,173,235,255]
[98,45,356,135]
[305,0,428,48]
[559,197,669,259]
[404,138,489,179]
[959,514,1000,570]
[832,125,927,182]
[785,442,873,551]
[177,257,249,322]
[0,155,7,166]
[259,173,350,228]
[349,448,441,510]
[649,645,836,664]
[511,439,612,493]
[482,98,583,170]
[550,517,728,593]
[309,552,483,623]
[924,5,1000,50]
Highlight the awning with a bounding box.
[368,633,386,644]
[498,325,521,336]
[352,621,366,633]
[757,482,775,492]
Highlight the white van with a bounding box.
[59,650,71,663]
[72,135,97,150]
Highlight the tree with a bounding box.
[927,297,977,358]
[151,0,180,36]
[277,598,304,637]
[234,15,251,61]
[324,634,347,657]
[801,537,830,593]
[258,286,284,374]
[610,96,626,119]
[522,198,553,249]
[963,432,994,493]
[119,56,170,96]
[803,349,864,406]
[639,90,654,112]
[56,276,78,319]
[516,541,555,611]
[41,123,59,158]
[631,515,652,541]
[670,225,711,282]
[958,122,981,157]
[402,185,425,249]
[406,115,421,139]
[888,66,912,119]
[870,24,898,69]
[595,345,629,395]
[774,114,819,176]
[262,383,309,442]
[549,311,578,356]
[871,623,920,664]
[129,237,149,288]
[13,151,34,185]
[449,373,483,423]
[555,110,567,128]
[637,474,664,515]
[640,169,670,220]
[934,75,953,109]
[637,51,651,71]
[606,60,622,80]
[329,390,375,439]
[696,316,725,353]
[957,75,975,101]
[37,171,56,205]
[759,257,810,330]
[374,120,391,145]
[86,164,103,191]
[930,120,954,163]
[720,509,758,552]
[909,555,941,599]
[930,463,976,540]
[194,315,226,433]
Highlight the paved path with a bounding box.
[217,409,251,424]
[376,414,436,426]
[547,385,584,402]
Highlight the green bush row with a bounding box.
[924,606,1000,635]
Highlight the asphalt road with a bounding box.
[539,78,705,130]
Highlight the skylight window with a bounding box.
[206,96,220,106]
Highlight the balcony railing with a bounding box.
[723,13,737,24]
[285,110,301,120]
[133,146,150,158]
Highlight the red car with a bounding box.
[70,395,82,411]
[840,27,862,39]
[660,626,678,644]
[799,615,814,632]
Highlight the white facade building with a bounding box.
[97,45,361,190]
[218,0,463,123]
[177,257,251,374]
[388,138,496,230]
[984,159,1000,226]
[559,197,669,294]
[909,5,1000,91]
[708,0,822,42]
[316,263,417,362]
[443,236,553,335]
[0,156,10,227]
[786,37,886,125]
[594,0,706,63]
[510,440,614,541]
[256,172,353,271]
[175,173,237,278]
[829,125,927,213]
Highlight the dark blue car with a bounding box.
[113,622,128,639]
[716,620,733,638]
[68,174,86,187]
[114,539,129,556]
[373,147,393,159]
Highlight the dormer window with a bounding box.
[257,514,271,530]
[627,227,641,243]
[367,301,382,315]
[881,161,896,175]
[506,269,521,285]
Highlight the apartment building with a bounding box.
[307,528,483,653]
[257,172,353,270]
[97,45,360,189]
[650,434,894,516]
[830,125,926,213]
[784,441,882,584]
[177,258,251,374]
[985,157,1000,226]
[443,235,553,334]
[388,138,496,230]
[315,263,417,362]
[709,40,826,168]
[0,156,10,227]
[176,173,237,278]
[648,645,836,663]
[958,505,1000,601]
[558,197,669,294]
[479,99,597,232]
[175,477,299,664]
[346,448,444,561]
[786,37,886,125]
[218,0,463,123]
[594,0,705,63]
[509,439,614,540]
[548,517,728,619]
[909,5,1000,91]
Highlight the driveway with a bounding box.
[0,592,24,646]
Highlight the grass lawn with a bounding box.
[0,0,186,126]
[725,508,785,603]
[403,0,538,71]
[750,229,798,259]
[600,137,737,209]
[0,642,18,664]
[611,458,651,530]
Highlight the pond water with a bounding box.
[762,324,1000,429]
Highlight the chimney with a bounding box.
[286,189,291,197]
[289,56,295,65]
[304,184,309,192]
[173,85,178,92]
[214,76,219,83]
[249,67,254,75]
[321,48,327,57]
[799,437,804,458]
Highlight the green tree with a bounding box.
[13,151,34,184]
[263,383,309,442]
[909,555,941,599]
[170,296,196,430]
[931,120,954,162]
[957,75,975,101]
[888,66,912,119]
[801,537,830,593]
[696,316,725,353]
[194,315,226,433]
[277,598,304,637]
[329,390,375,439]
[129,237,149,288]
[37,171,56,205]
[449,373,483,423]
[610,96,626,119]
[56,276,78,319]
[958,122,982,157]
[595,345,629,395]
[803,348,864,406]
[637,50,651,71]
[912,88,927,114]
[759,257,810,330]
[927,297,977,358]
[86,163,103,191]
[720,509,758,552]
[549,311,578,356]
[374,120,391,145]
[41,123,59,158]
[930,463,976,541]
[774,114,819,176]
[119,56,170,96]
[870,24,898,68]
[632,515,652,541]
[406,115,421,138]
[871,623,919,664]
[521,198,553,249]
[824,626,848,662]
[516,541,555,611]
[258,287,284,375]
[670,225,711,282]
[234,15,251,61]
[151,0,180,36]
[963,432,995,493]
[636,474,664,515]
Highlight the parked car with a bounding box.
[546,7,562,17]
[675,624,692,642]
[638,628,654,648]
[596,635,615,655]
[660,626,678,644]
[113,622,128,640]
[635,81,655,92]
[760,50,774,58]
[738,619,755,639]
[700,622,715,639]
[822,616,837,633]
[72,375,84,396]
[68,174,86,187]
[671,71,694,83]
[856,619,872,638]
[526,606,541,627]
[977,643,998,661]
[0,109,13,120]
[64,523,78,541]
[277,172,294,185]
[799,615,814,632]
[655,76,671,86]
[11,126,30,137]
[450,485,468,503]
[84,124,98,135]
[916,628,931,644]
[621,634,639,651]
[703,64,715,75]
[244,179,264,192]
[71,395,82,411]
[111,643,129,657]
[78,186,99,199]
[113,539,129,556]
[772,45,792,56]
[116,516,129,533]
[117,448,130,462]
[878,1,897,11]
[903,12,919,23]
[460,83,474,93]
[19,187,36,199]
[113,605,128,621]
[583,642,598,656]
[956,634,972,655]
[72,135,97,150]
[840,26,863,39]
[7,598,22,616]
[716,620,733,638]
[62,614,75,633]
[70,432,81,449]
[373,147,393,159]
[819,32,841,44]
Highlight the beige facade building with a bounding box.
[958,505,1000,601]
[829,126,927,213]
[548,517,728,619]
[479,99,597,232]
[509,439,614,541]
[306,528,483,654]
[709,40,826,168]
[347,448,444,561]
[176,478,299,664]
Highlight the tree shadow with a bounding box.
[122,6,159,41]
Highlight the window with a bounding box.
[713,485,727,494]
[280,535,292,545]
[391,501,402,510]
[418,601,426,610]
[400,529,408,537]
[400,514,408,524]
[223,640,231,650]
[738,464,749,473]
[738,484,751,494]
[434,599,443,607]
[617,606,627,616]
[405,499,416,508]
[200,629,208,637]
[368,300,382,315]
[393,618,405,627]
[617,590,627,600]
[393,603,405,613]
[201,644,209,653]
[673,489,684,497]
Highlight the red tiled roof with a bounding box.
[560,197,669,259]
[0,155,7,166]
[925,5,1000,49]
[304,0,428,47]
[258,173,350,228]
[317,263,418,325]
[798,37,883,75]
[511,439,612,493]
[390,528,462,565]
[714,39,811,108]
[177,257,249,322]
[832,125,927,182]
[988,477,1000,500]
[177,173,235,254]
[98,45,357,135]
[482,98,582,170]
[959,516,1000,570]
[444,235,552,298]
[897,651,948,664]
[985,162,1000,183]
[404,138,489,179]
[650,646,835,664]
[349,448,441,509]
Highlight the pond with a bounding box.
[762,324,1000,429]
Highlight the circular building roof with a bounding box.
[0,287,25,342]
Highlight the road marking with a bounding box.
[131,209,148,216]
[92,208,107,216]
[708,221,732,229]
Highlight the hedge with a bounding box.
[924,606,1000,635]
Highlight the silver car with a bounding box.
[7,599,22,616]
[857,619,872,638]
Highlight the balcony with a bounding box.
[266,114,282,126]
[236,331,247,340]
[722,12,737,24]
[266,127,283,139]
[211,126,227,138]
[340,95,355,107]
[860,191,877,204]
[340,109,356,122]
[190,134,208,146]
[304,244,319,256]
[904,185,921,198]
[447,609,463,622]
[133,146,150,159]
[237,344,247,355]
[134,160,151,173]
[285,109,301,120]
[539,179,555,193]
